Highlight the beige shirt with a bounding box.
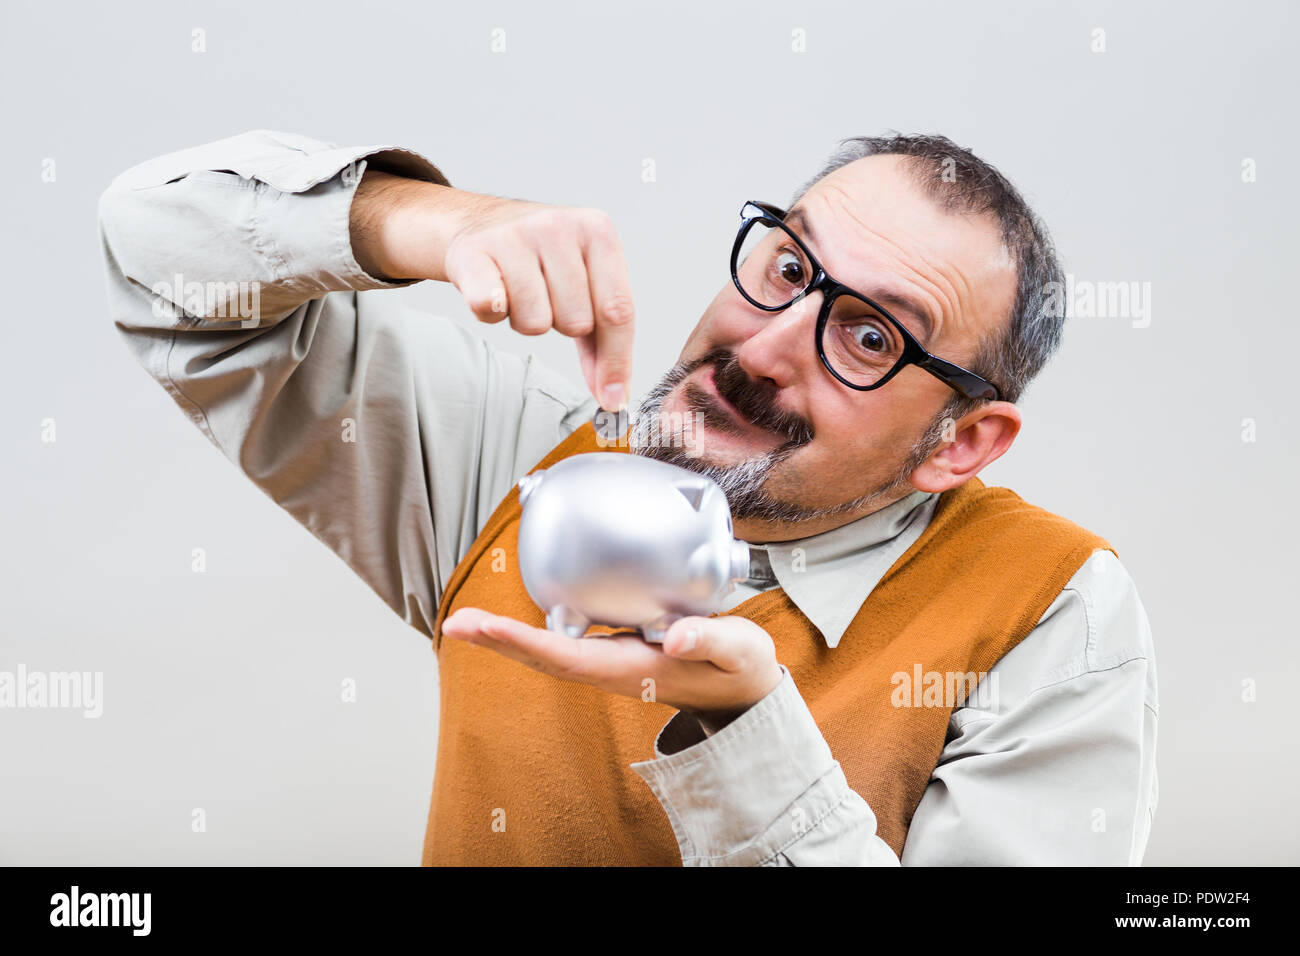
[98,129,1159,866]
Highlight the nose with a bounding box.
[735,290,824,388]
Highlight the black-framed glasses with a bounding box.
[730,200,1002,402]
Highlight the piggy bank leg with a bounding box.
[546,605,591,640]
[641,613,683,644]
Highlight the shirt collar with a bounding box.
[742,488,939,649]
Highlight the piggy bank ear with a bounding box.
[517,470,546,506]
[672,478,708,511]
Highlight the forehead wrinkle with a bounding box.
[805,183,981,347]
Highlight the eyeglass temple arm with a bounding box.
[917,355,1002,402]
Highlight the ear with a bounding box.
[909,401,1022,494]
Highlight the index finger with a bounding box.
[582,220,636,411]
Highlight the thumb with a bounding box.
[661,616,757,671]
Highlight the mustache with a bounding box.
[677,347,814,447]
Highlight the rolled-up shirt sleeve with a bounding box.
[98,129,450,321]
[97,130,596,639]
[631,549,1158,866]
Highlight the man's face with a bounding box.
[633,154,1018,539]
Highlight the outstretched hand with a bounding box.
[441,607,784,731]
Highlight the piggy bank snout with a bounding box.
[683,538,752,599]
[729,539,750,582]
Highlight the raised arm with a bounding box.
[96,130,637,636]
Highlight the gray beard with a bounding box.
[628,364,937,525]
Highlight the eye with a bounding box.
[773,249,806,287]
[849,322,889,353]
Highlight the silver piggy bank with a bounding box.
[516,452,751,642]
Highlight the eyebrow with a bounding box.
[783,205,938,347]
[783,206,820,250]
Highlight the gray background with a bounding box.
[1,0,1295,865]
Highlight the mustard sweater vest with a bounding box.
[422,422,1112,865]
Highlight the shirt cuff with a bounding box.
[252,143,450,301]
[629,666,848,866]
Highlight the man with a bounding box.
[98,129,1157,866]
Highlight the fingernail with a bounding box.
[678,626,699,652]
[601,383,626,412]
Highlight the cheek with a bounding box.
[703,288,764,342]
[807,390,922,467]
[675,303,729,364]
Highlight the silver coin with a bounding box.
[592,406,630,445]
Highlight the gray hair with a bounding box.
[790,133,1066,427]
